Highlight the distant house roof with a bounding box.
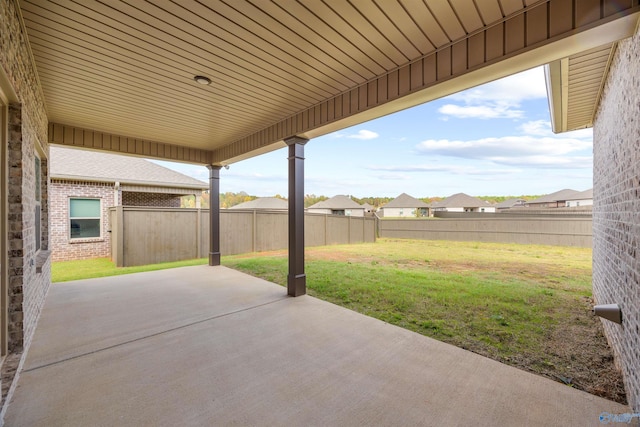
[432,193,490,208]
[527,189,580,204]
[361,202,374,211]
[308,195,363,210]
[495,198,527,209]
[50,146,208,190]
[231,197,288,210]
[382,193,429,208]
[564,188,593,201]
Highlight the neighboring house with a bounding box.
[50,147,208,261]
[361,203,375,213]
[525,189,580,208]
[431,193,495,213]
[564,189,593,207]
[307,195,365,216]
[495,198,527,211]
[379,193,430,217]
[231,197,288,210]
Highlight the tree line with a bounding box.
[182,192,541,209]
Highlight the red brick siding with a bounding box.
[123,192,181,207]
[50,180,114,261]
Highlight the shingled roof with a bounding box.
[50,146,207,190]
[527,189,580,204]
[231,197,288,210]
[564,189,593,200]
[431,193,491,209]
[494,198,527,209]
[383,193,429,208]
[308,195,362,210]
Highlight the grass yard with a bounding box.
[52,257,208,282]
[222,238,625,404]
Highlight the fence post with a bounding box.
[324,214,328,245]
[115,205,124,267]
[196,208,201,258]
[348,215,351,244]
[252,209,257,252]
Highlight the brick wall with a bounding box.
[123,192,181,207]
[50,180,114,261]
[593,26,640,412]
[1,0,51,410]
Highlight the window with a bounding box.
[34,156,41,250]
[69,198,101,239]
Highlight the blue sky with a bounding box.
[153,66,593,198]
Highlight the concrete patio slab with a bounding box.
[4,266,632,426]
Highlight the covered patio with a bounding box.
[4,266,628,426]
[2,0,640,421]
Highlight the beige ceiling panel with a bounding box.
[245,0,378,80]
[21,2,317,109]
[327,1,409,65]
[399,0,451,46]
[499,0,526,16]
[449,0,485,33]
[93,0,340,98]
[474,0,503,24]
[373,0,435,54]
[426,2,466,41]
[29,41,294,122]
[176,0,357,91]
[352,2,421,59]
[296,0,397,71]
[27,31,288,130]
[16,0,639,163]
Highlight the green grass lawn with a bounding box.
[51,238,624,403]
[52,257,208,282]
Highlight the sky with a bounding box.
[152,66,593,199]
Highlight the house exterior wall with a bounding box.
[122,192,181,207]
[307,208,363,217]
[382,207,416,217]
[50,180,114,261]
[566,199,593,207]
[1,0,51,408]
[593,25,640,412]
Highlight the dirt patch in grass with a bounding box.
[225,240,626,404]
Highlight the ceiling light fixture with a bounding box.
[194,75,211,85]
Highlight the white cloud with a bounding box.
[346,129,379,140]
[439,67,547,120]
[414,135,592,169]
[519,120,553,136]
[519,120,594,140]
[447,67,547,104]
[438,103,523,119]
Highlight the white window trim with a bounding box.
[68,197,103,240]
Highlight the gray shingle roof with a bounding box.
[231,197,288,210]
[564,188,593,200]
[527,189,580,204]
[495,198,526,208]
[308,195,363,210]
[382,193,429,208]
[50,146,208,190]
[431,193,490,208]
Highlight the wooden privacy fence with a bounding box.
[109,207,377,267]
[378,217,592,247]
